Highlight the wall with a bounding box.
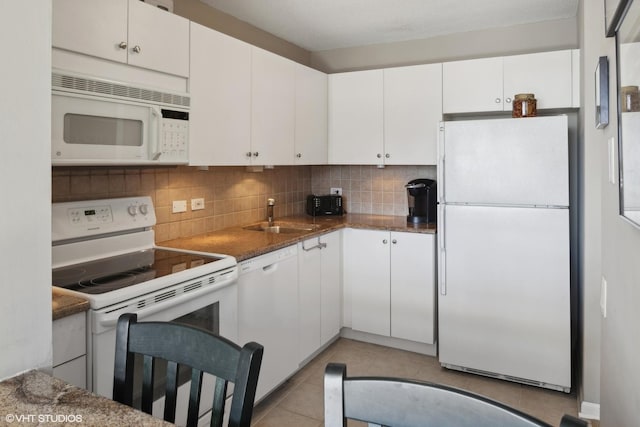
[174,0,311,66]
[311,17,578,72]
[577,0,604,416]
[582,0,640,423]
[52,166,311,242]
[0,3,52,380]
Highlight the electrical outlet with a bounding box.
[330,187,343,195]
[191,198,205,211]
[172,200,187,213]
[601,277,608,318]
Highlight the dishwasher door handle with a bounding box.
[262,262,279,273]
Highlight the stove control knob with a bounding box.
[139,204,149,215]
[127,205,138,216]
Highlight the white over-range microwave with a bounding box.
[51,70,190,166]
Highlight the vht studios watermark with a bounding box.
[4,413,83,423]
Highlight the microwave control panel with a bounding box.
[159,110,189,162]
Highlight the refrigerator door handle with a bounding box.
[438,202,446,296]
[439,248,446,296]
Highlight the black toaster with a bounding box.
[306,195,343,216]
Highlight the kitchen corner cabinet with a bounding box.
[53,0,189,77]
[443,49,578,114]
[295,64,328,165]
[52,312,87,389]
[251,47,296,165]
[344,229,436,344]
[298,231,342,363]
[189,23,251,166]
[329,65,442,165]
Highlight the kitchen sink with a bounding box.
[242,222,320,234]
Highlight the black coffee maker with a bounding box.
[406,179,437,224]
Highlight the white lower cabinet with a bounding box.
[52,312,87,389]
[298,231,342,363]
[344,228,436,344]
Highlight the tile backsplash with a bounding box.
[52,164,435,241]
[310,165,436,215]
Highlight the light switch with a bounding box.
[601,277,608,318]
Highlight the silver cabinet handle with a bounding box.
[377,153,382,158]
[246,152,252,157]
[392,239,397,244]
[495,98,501,103]
[505,97,512,103]
[382,239,388,244]
[132,45,142,53]
[385,153,390,158]
[118,41,128,49]
[296,153,302,158]
[253,152,259,157]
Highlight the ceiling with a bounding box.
[199,0,579,52]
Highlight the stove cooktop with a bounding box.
[52,248,223,295]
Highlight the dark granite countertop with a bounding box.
[0,370,171,426]
[52,289,89,321]
[159,213,436,262]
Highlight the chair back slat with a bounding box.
[141,354,155,414]
[113,313,263,427]
[187,368,204,427]
[163,361,179,423]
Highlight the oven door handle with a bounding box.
[97,280,234,328]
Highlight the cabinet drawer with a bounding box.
[53,312,86,367]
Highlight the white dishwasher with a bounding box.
[237,245,299,402]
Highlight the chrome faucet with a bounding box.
[267,198,275,226]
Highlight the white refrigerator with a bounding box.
[437,116,571,392]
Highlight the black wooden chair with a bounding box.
[113,313,263,427]
[324,363,588,427]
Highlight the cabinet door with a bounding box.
[295,64,328,165]
[127,0,190,77]
[251,48,296,165]
[52,0,128,64]
[390,232,436,344]
[443,57,503,114]
[503,50,573,110]
[344,229,390,336]
[320,231,342,345]
[298,237,322,363]
[189,23,251,166]
[329,70,384,164]
[384,64,442,165]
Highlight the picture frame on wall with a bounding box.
[595,56,609,128]
[605,0,633,37]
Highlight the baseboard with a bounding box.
[340,328,437,356]
[579,401,600,420]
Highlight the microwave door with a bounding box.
[51,92,153,165]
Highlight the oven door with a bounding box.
[51,91,161,165]
[88,274,237,424]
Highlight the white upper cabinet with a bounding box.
[295,64,328,165]
[443,49,579,114]
[251,47,296,165]
[503,50,574,110]
[53,0,189,77]
[384,63,442,165]
[443,57,504,114]
[189,23,251,166]
[329,70,384,165]
[329,65,442,166]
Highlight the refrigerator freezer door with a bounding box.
[438,204,571,390]
[442,116,569,207]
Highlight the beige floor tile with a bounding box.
[251,338,585,427]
